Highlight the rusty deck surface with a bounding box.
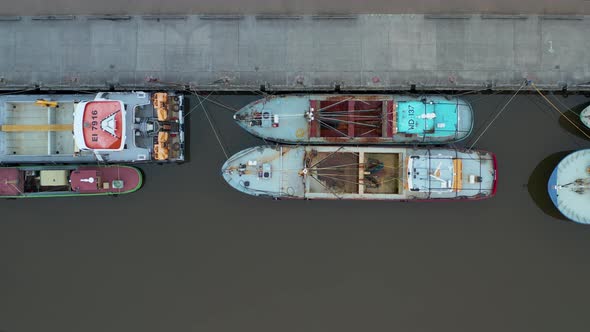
[0,15,589,92]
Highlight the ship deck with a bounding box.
[0,92,184,163]
[0,165,141,197]
[0,15,589,92]
[548,149,590,224]
[0,100,76,156]
[303,146,495,200]
[223,145,495,200]
[236,94,472,144]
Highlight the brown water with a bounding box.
[1,92,590,332]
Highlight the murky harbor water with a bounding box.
[1,92,590,332]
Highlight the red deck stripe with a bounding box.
[348,100,355,137]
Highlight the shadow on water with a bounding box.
[182,97,191,163]
[557,102,590,140]
[527,150,574,221]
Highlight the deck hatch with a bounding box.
[310,98,385,138]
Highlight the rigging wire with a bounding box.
[318,109,382,115]
[532,86,590,140]
[194,91,229,159]
[198,95,238,113]
[549,92,578,117]
[312,163,401,171]
[307,147,345,169]
[319,114,382,119]
[317,117,380,128]
[521,94,585,148]
[314,174,360,178]
[359,128,378,136]
[468,81,526,150]
[187,86,275,145]
[316,118,351,138]
[316,174,366,186]
[152,80,239,113]
[184,90,214,119]
[191,89,242,114]
[316,97,354,112]
[308,173,343,199]
[7,178,23,195]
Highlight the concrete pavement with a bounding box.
[1,0,589,15]
[0,14,589,92]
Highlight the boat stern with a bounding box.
[72,165,143,195]
[455,100,474,141]
[472,149,498,199]
[491,151,498,197]
[397,96,474,144]
[445,149,497,200]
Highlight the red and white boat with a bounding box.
[0,91,185,164]
[0,165,142,198]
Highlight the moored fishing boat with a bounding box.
[548,149,590,224]
[222,145,497,200]
[0,91,185,164]
[233,95,473,144]
[0,165,142,198]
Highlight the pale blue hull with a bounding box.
[547,149,590,224]
[234,95,473,145]
[222,145,497,201]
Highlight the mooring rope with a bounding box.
[531,83,590,140]
[468,81,526,150]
